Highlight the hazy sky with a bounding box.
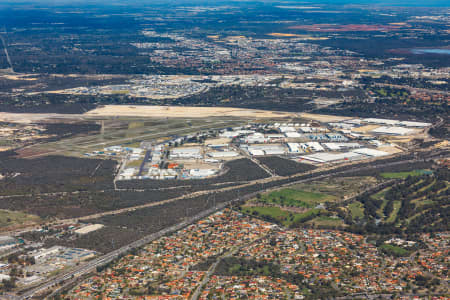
[1,0,449,6]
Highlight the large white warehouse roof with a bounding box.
[352,148,389,157]
[371,126,415,135]
[300,152,362,163]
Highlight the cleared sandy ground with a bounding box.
[1,74,37,81]
[378,146,403,154]
[85,105,297,118]
[0,106,352,124]
[299,112,352,122]
[0,112,81,123]
[204,138,232,145]
[352,124,380,133]
[386,135,420,143]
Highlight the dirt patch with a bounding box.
[299,113,352,123]
[0,112,83,123]
[352,125,381,133]
[377,146,403,154]
[85,105,297,119]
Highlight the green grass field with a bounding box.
[413,199,434,207]
[292,176,378,199]
[307,216,344,227]
[0,209,41,228]
[386,201,402,223]
[241,206,320,227]
[380,169,432,179]
[376,199,388,218]
[254,189,335,208]
[372,188,389,201]
[379,244,410,257]
[348,201,364,219]
[243,206,287,219]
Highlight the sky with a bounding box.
[309,0,450,5]
[1,0,449,7]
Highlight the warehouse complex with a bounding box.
[84,116,429,181]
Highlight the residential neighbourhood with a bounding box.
[65,210,448,299]
[0,1,448,298]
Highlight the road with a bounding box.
[238,146,277,177]
[13,149,448,299]
[0,33,13,72]
[18,200,235,299]
[190,231,274,300]
[3,148,444,236]
[4,149,431,233]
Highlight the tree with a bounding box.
[2,277,16,291]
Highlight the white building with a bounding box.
[371,126,415,136]
[246,149,263,156]
[287,143,301,153]
[121,168,137,178]
[285,132,302,138]
[323,142,361,151]
[299,127,314,133]
[363,118,400,126]
[170,147,202,159]
[279,126,296,133]
[104,145,123,152]
[220,130,255,138]
[244,133,268,144]
[207,151,239,158]
[74,224,105,235]
[399,121,431,127]
[301,142,325,152]
[189,169,217,178]
[300,152,362,163]
[246,144,286,156]
[352,148,389,157]
[0,236,16,248]
[328,122,355,130]
[31,246,63,261]
[266,134,286,141]
[0,274,10,281]
[129,148,144,154]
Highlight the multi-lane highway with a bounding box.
[16,149,447,299]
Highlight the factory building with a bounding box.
[207,151,239,158]
[300,152,362,163]
[0,236,17,249]
[287,143,302,153]
[170,147,202,159]
[371,126,415,136]
[352,148,389,157]
[301,142,325,152]
[323,142,361,151]
[244,144,286,156]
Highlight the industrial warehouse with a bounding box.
[83,117,430,181]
